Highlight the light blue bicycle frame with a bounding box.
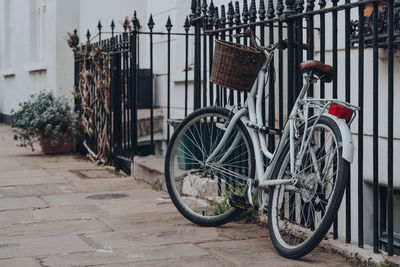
[205,50,359,197]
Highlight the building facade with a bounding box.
[0,0,399,253]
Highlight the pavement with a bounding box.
[0,125,353,267]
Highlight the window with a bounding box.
[3,0,14,68]
[30,0,46,63]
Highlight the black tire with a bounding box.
[268,116,350,259]
[165,106,255,227]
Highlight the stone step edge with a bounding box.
[132,155,167,191]
[387,256,400,267]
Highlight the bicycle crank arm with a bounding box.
[255,178,293,188]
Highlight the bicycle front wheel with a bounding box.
[268,116,349,258]
[165,106,255,227]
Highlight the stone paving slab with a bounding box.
[0,184,78,198]
[0,169,50,178]
[40,162,106,169]
[198,239,351,267]
[0,257,42,267]
[96,198,177,216]
[41,189,160,207]
[97,211,185,232]
[92,255,229,267]
[0,159,40,172]
[0,209,36,226]
[41,244,210,267]
[0,176,68,187]
[0,219,112,239]
[83,225,225,249]
[32,205,107,222]
[0,196,48,211]
[67,177,141,193]
[0,235,93,259]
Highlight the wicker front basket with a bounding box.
[210,40,266,92]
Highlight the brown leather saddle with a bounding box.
[300,60,333,83]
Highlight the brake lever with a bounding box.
[231,33,245,39]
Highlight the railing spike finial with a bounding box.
[306,0,315,12]
[73,29,77,35]
[184,16,191,30]
[166,16,173,31]
[86,29,91,42]
[110,20,115,36]
[285,0,296,15]
[227,2,234,25]
[318,0,326,8]
[221,4,227,27]
[214,6,220,27]
[234,1,241,24]
[132,11,140,31]
[148,14,155,30]
[277,0,284,16]
[97,20,102,32]
[196,0,201,15]
[250,0,257,21]
[267,0,275,19]
[259,0,266,20]
[191,0,197,15]
[295,0,304,13]
[331,0,338,4]
[208,0,215,25]
[202,0,208,15]
[132,11,138,25]
[243,0,250,22]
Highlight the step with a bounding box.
[388,256,400,267]
[133,155,167,191]
[132,155,188,192]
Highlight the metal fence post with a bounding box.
[192,0,202,110]
[166,16,173,143]
[148,14,155,154]
[387,0,394,257]
[130,12,139,158]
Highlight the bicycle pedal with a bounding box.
[229,194,251,210]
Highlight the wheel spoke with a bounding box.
[167,109,254,222]
[270,119,344,253]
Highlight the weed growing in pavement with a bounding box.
[153,180,163,191]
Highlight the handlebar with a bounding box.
[232,28,309,53]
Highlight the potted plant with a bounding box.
[11,91,78,154]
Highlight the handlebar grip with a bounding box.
[245,28,253,37]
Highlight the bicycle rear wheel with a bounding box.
[165,106,255,227]
[268,116,349,258]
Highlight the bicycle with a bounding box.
[164,29,359,259]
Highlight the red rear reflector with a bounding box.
[328,104,353,121]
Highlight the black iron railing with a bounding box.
[72,13,195,174]
[189,0,398,256]
[72,0,399,256]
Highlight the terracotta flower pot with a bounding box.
[37,130,73,154]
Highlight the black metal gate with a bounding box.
[73,13,195,174]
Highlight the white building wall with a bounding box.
[0,0,78,118]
